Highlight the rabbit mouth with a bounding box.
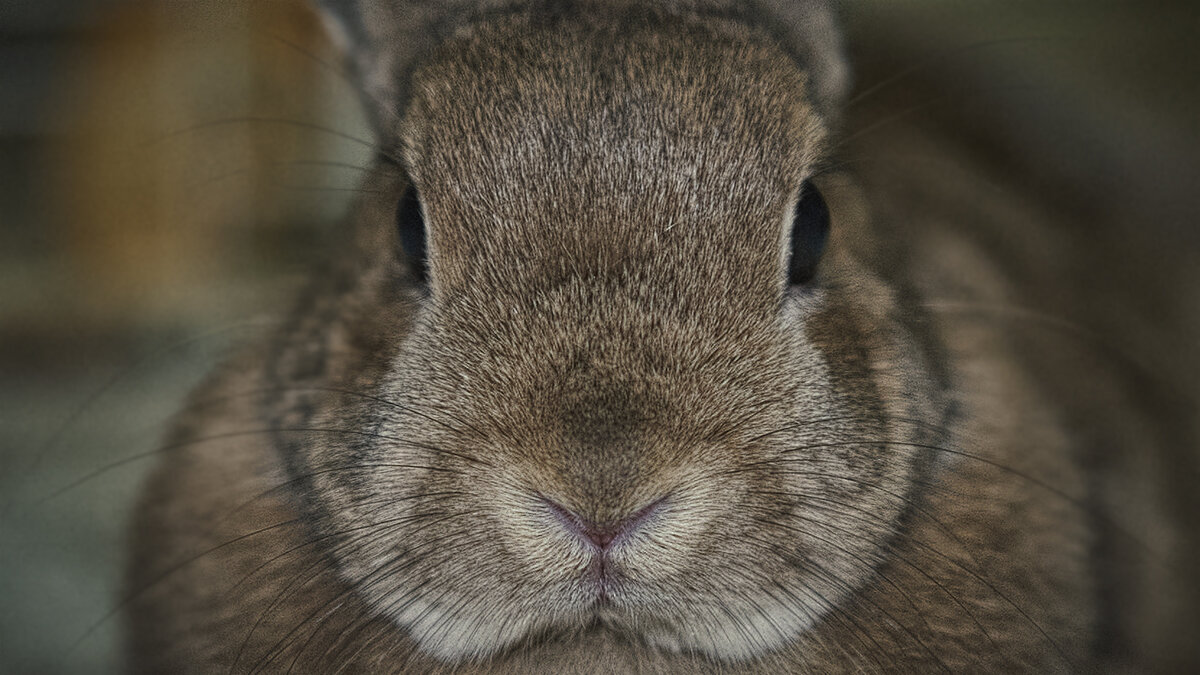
[581,553,660,609]
[584,556,621,604]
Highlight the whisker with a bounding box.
[262,30,404,128]
[740,531,905,673]
[291,532,485,673]
[278,185,390,194]
[743,519,955,671]
[243,517,480,673]
[149,117,402,166]
[228,511,456,672]
[170,382,495,462]
[225,501,463,599]
[845,35,1063,109]
[747,479,986,572]
[0,317,281,520]
[72,487,467,656]
[921,299,1192,412]
[749,497,1005,661]
[781,439,1085,519]
[751,495,1075,668]
[67,517,304,657]
[834,84,1044,152]
[740,412,952,446]
[767,437,1173,569]
[37,427,471,506]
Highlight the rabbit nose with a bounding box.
[542,496,666,551]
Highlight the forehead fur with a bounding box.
[319,0,847,123]
[400,7,827,311]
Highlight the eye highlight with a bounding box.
[787,180,830,285]
[397,184,429,283]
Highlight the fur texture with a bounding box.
[126,1,1173,672]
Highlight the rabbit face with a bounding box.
[288,9,946,663]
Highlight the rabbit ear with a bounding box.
[309,0,470,131]
[311,0,394,129]
[757,0,851,117]
[309,0,850,130]
[313,0,373,57]
[311,0,428,131]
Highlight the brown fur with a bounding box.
[126,1,1180,672]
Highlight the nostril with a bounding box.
[542,496,666,551]
[579,522,619,550]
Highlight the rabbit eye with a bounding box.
[787,180,830,285]
[396,184,429,283]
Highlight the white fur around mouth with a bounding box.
[386,574,823,664]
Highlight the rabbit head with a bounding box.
[287,0,944,663]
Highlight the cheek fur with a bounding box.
[312,278,927,664]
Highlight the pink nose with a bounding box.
[543,497,666,551]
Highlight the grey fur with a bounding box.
[124,1,1182,672]
[315,0,847,128]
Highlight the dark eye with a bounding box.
[787,179,830,285]
[396,184,429,283]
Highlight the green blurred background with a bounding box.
[1,0,1197,672]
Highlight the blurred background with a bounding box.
[0,0,1196,672]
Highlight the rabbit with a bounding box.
[125,0,1192,672]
